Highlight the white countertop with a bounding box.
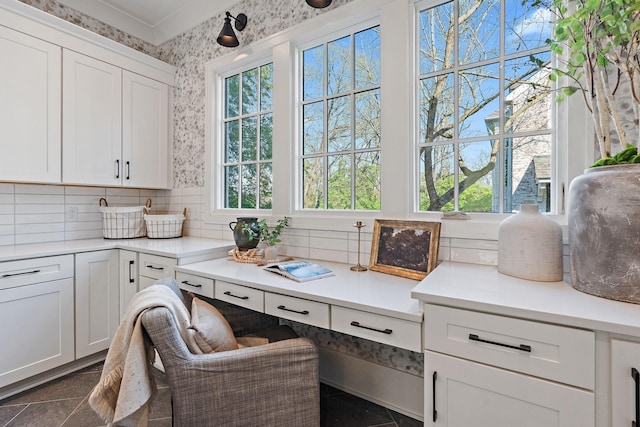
[0,237,234,263]
[412,261,640,337]
[176,258,423,322]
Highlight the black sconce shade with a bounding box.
[217,12,248,48]
[306,0,332,7]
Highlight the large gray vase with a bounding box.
[568,164,640,303]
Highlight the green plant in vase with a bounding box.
[536,0,640,302]
[243,217,290,259]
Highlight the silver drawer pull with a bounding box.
[350,321,392,335]
[2,269,41,278]
[277,305,309,315]
[181,280,202,288]
[468,333,532,352]
[223,291,249,300]
[146,265,164,271]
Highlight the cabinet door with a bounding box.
[119,250,138,320]
[425,351,594,427]
[0,279,74,388]
[611,339,640,427]
[122,70,169,189]
[62,50,122,186]
[75,251,119,359]
[0,26,61,183]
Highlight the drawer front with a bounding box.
[0,255,74,290]
[139,253,176,280]
[265,293,330,328]
[424,304,595,390]
[332,306,422,352]
[215,281,264,312]
[176,271,214,299]
[138,275,156,290]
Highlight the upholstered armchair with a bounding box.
[141,297,320,427]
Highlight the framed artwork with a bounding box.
[369,219,441,280]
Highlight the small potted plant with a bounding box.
[243,217,290,260]
[543,0,640,302]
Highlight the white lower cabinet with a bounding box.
[426,351,594,426]
[75,250,119,358]
[610,339,640,427]
[0,256,74,388]
[119,250,138,319]
[424,303,595,426]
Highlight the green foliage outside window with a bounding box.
[224,63,273,209]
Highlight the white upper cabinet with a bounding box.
[122,70,170,188]
[0,1,175,189]
[0,26,61,184]
[62,53,171,189]
[63,50,122,186]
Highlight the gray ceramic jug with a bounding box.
[229,217,260,250]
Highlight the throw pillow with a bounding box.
[188,296,238,353]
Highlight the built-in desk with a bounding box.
[175,257,423,352]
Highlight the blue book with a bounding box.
[264,260,334,282]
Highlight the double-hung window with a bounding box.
[222,62,273,209]
[417,0,553,213]
[300,25,382,211]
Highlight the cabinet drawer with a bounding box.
[139,253,176,280]
[215,281,264,312]
[425,304,595,390]
[332,306,422,352]
[265,293,330,328]
[0,255,74,290]
[176,272,214,299]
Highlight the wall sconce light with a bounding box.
[306,0,332,8]
[216,11,248,48]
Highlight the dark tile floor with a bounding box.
[0,362,422,427]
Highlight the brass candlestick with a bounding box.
[350,221,368,272]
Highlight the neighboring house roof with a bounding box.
[533,155,550,181]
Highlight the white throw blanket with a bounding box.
[89,284,196,427]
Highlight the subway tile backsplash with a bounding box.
[0,184,568,271]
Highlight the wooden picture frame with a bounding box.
[369,219,441,280]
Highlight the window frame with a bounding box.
[203,0,590,238]
[207,51,274,217]
[414,0,556,215]
[297,21,383,212]
[220,62,274,210]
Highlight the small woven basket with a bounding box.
[144,208,186,239]
[99,198,152,239]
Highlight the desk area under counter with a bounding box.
[176,257,426,419]
[175,257,423,352]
